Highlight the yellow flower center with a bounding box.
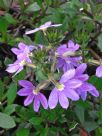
[20,60,26,66]
[57,84,65,91]
[33,89,38,95]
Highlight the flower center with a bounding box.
[20,60,26,66]
[33,89,38,95]
[57,84,65,91]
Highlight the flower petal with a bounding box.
[19,80,34,88]
[58,92,69,109]
[64,88,79,101]
[24,94,34,106]
[96,66,102,77]
[60,69,75,83]
[17,88,32,96]
[76,63,87,75]
[39,93,48,109]
[25,28,40,35]
[18,43,26,50]
[33,96,40,112]
[66,79,82,88]
[11,48,22,55]
[48,89,58,109]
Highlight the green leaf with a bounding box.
[29,117,43,126]
[84,121,98,132]
[4,104,17,115]
[75,105,85,125]
[25,2,40,13]
[98,33,102,52]
[0,112,16,129]
[7,82,17,105]
[5,13,17,24]
[16,128,30,136]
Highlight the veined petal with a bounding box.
[76,63,87,75]
[58,92,69,109]
[33,96,40,112]
[17,88,32,96]
[60,69,75,83]
[19,80,34,88]
[48,89,58,109]
[64,88,79,101]
[24,94,34,106]
[66,79,82,89]
[77,74,89,81]
[39,93,48,109]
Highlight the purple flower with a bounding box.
[56,40,82,72]
[48,69,82,109]
[6,54,28,76]
[11,42,35,63]
[75,63,99,100]
[96,66,102,78]
[25,21,62,35]
[17,80,48,112]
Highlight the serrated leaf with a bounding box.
[7,82,17,104]
[0,112,16,129]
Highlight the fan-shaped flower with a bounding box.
[17,80,48,112]
[56,40,82,72]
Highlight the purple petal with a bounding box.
[96,66,102,77]
[25,28,40,35]
[14,66,24,76]
[60,69,75,83]
[58,92,69,109]
[48,89,58,109]
[18,43,26,50]
[24,94,34,106]
[66,79,82,88]
[87,83,99,97]
[75,63,87,75]
[77,74,89,81]
[64,88,79,101]
[39,93,48,109]
[11,48,22,55]
[17,88,32,96]
[33,96,40,112]
[19,80,34,88]
[6,64,19,73]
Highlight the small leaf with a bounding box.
[7,82,17,104]
[75,105,85,125]
[0,112,16,129]
[29,117,43,126]
[98,33,102,52]
[25,2,40,13]
[4,104,17,115]
[16,128,30,136]
[5,13,17,24]
[84,121,98,132]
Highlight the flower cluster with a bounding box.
[6,21,100,112]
